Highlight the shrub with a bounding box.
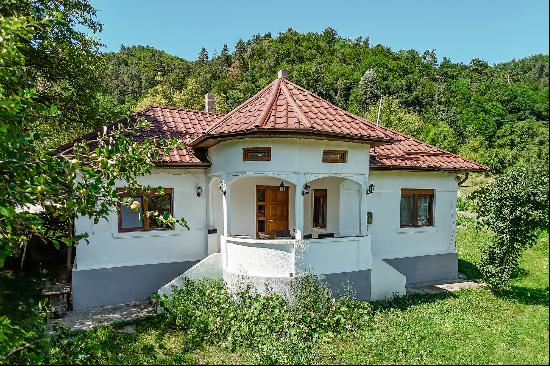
[158,275,372,364]
[473,162,549,291]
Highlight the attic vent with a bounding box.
[277,70,289,79]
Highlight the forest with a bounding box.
[98,32,549,174]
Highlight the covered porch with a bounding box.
[206,173,376,298]
[208,173,370,242]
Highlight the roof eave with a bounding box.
[369,164,487,173]
[190,129,397,148]
[155,161,211,168]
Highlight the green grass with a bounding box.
[2,224,548,365]
[316,222,549,365]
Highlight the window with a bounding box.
[243,147,271,161]
[118,188,174,232]
[313,189,327,228]
[400,189,434,227]
[322,150,347,163]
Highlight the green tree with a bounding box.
[0,0,121,146]
[474,162,549,291]
[0,14,186,267]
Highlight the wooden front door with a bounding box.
[256,185,289,238]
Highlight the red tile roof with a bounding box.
[136,106,220,165]
[190,77,396,147]
[59,75,486,172]
[369,125,487,172]
[58,105,220,167]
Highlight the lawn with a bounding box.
[1,221,548,365]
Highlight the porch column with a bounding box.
[222,180,231,237]
[294,174,304,240]
[359,182,368,236]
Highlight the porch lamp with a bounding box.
[365,183,375,195]
[302,183,311,196]
[279,180,287,192]
[196,185,203,197]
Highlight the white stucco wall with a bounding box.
[299,236,372,274]
[222,235,372,278]
[209,138,371,178]
[74,168,209,270]
[366,170,459,260]
[223,236,296,277]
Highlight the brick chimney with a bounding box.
[277,69,289,79]
[205,93,215,113]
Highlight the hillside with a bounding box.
[100,30,548,173]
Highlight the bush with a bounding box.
[473,162,549,291]
[0,304,49,364]
[158,275,372,364]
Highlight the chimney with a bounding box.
[277,69,289,79]
[205,93,215,113]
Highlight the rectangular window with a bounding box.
[313,189,328,228]
[118,188,174,232]
[322,150,347,163]
[400,189,434,227]
[243,147,271,161]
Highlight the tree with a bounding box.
[0,14,186,267]
[0,0,120,146]
[473,161,549,291]
[353,69,380,112]
[198,47,209,62]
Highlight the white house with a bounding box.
[68,70,486,310]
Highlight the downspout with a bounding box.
[457,172,469,187]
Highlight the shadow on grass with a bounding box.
[458,258,548,306]
[369,290,459,312]
[458,258,482,280]
[496,286,549,307]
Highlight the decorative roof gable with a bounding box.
[190,76,396,147]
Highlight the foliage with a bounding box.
[0,14,186,267]
[473,162,549,291]
[1,229,547,364]
[101,30,548,173]
[158,275,370,364]
[0,0,125,147]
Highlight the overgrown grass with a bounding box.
[2,224,548,365]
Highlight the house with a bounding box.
[69,70,486,310]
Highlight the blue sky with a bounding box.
[89,0,549,64]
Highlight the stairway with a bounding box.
[158,253,223,297]
[370,257,406,300]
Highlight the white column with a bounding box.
[294,174,304,240]
[359,182,368,236]
[222,180,231,237]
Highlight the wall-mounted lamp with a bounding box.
[367,211,373,225]
[279,180,287,192]
[365,183,375,195]
[302,183,311,196]
[218,181,227,196]
[196,185,203,197]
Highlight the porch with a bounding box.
[205,173,380,298]
[208,173,370,244]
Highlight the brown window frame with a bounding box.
[313,189,328,229]
[400,189,434,228]
[117,188,174,232]
[243,147,271,161]
[322,150,347,163]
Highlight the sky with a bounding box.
[89,0,549,64]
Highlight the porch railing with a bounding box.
[221,235,372,279]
